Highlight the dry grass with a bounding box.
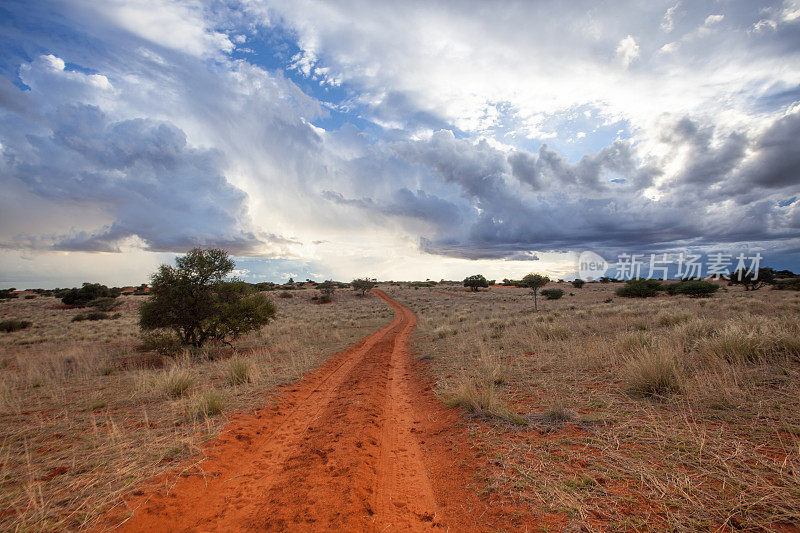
[386,281,800,530]
[0,289,392,530]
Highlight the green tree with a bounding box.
[139,248,275,348]
[521,273,549,310]
[729,267,775,291]
[351,278,376,296]
[571,279,585,288]
[463,274,489,292]
[317,280,336,302]
[60,283,119,306]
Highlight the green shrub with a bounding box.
[540,288,564,300]
[351,278,377,296]
[140,331,183,356]
[60,283,119,306]
[24,295,36,300]
[616,278,663,298]
[571,279,585,288]
[0,319,32,333]
[71,311,111,322]
[774,278,800,291]
[278,291,293,298]
[88,296,120,311]
[666,281,720,297]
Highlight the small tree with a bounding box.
[317,280,336,303]
[351,278,376,296]
[139,248,275,348]
[521,273,549,310]
[61,283,119,306]
[463,274,489,292]
[571,279,585,288]
[729,267,775,291]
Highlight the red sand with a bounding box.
[98,290,534,532]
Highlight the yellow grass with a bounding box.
[0,289,392,530]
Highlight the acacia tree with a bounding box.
[463,274,489,292]
[729,267,775,291]
[521,273,550,311]
[351,278,376,296]
[139,248,276,347]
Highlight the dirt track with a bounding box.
[102,290,489,532]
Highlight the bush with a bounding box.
[463,274,489,292]
[616,278,663,298]
[139,249,276,348]
[571,279,585,288]
[666,280,720,297]
[0,288,18,300]
[540,288,564,300]
[88,296,120,311]
[71,311,111,322]
[316,280,336,300]
[140,331,183,356]
[0,319,31,333]
[351,278,377,296]
[60,283,119,306]
[24,295,36,300]
[278,291,293,298]
[774,278,800,291]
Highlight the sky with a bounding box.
[1,0,799,288]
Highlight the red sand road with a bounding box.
[99,290,516,532]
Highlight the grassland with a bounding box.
[385,281,800,531]
[0,290,392,530]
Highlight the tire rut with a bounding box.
[102,290,446,532]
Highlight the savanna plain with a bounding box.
[1,281,799,531]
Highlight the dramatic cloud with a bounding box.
[1,0,800,287]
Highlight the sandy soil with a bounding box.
[98,290,512,532]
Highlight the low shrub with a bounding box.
[774,278,800,291]
[666,281,720,297]
[71,311,111,322]
[24,295,36,300]
[88,296,120,311]
[540,288,564,300]
[140,331,183,356]
[0,319,32,333]
[278,291,293,298]
[616,278,663,298]
[571,279,585,288]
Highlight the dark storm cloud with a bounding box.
[3,103,267,253]
[387,113,800,260]
[322,187,463,231]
